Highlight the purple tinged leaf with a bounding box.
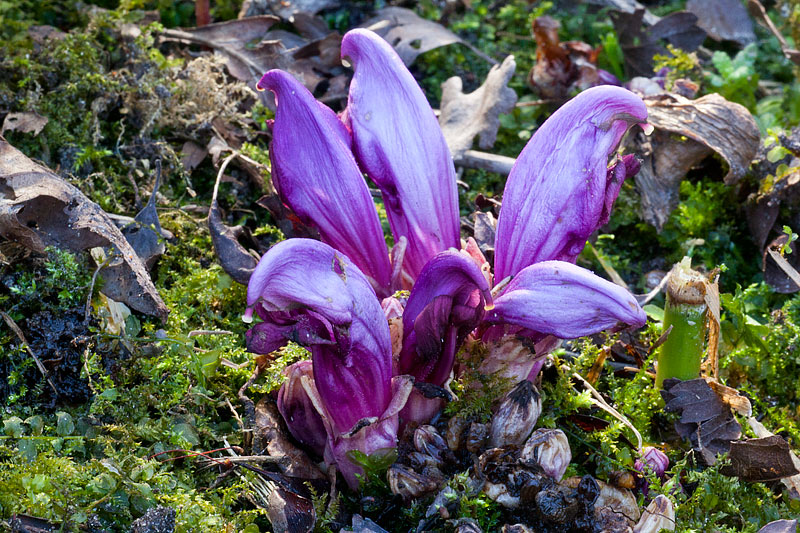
[493,85,648,280]
[485,261,646,338]
[277,360,327,456]
[245,238,392,436]
[399,251,492,386]
[341,29,460,281]
[257,70,392,295]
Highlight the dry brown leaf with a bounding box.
[721,436,800,482]
[0,140,167,320]
[208,154,259,285]
[631,93,759,230]
[160,16,344,104]
[360,7,465,66]
[238,0,340,19]
[439,55,517,160]
[253,396,326,480]
[1,112,48,136]
[686,0,755,46]
[181,140,208,171]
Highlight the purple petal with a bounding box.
[245,239,392,436]
[277,360,327,456]
[485,261,646,338]
[399,251,492,386]
[257,70,391,295]
[326,375,413,488]
[341,29,460,281]
[493,86,647,280]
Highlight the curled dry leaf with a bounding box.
[439,55,517,161]
[160,15,345,105]
[360,7,465,66]
[1,112,48,136]
[747,129,800,253]
[528,16,613,100]
[121,160,166,270]
[720,435,800,482]
[686,0,755,47]
[253,396,326,480]
[611,9,705,76]
[208,156,260,285]
[631,92,760,230]
[661,378,741,465]
[0,140,168,320]
[238,0,340,19]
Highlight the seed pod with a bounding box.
[466,422,489,453]
[452,518,483,533]
[634,446,669,478]
[502,525,534,533]
[489,380,542,448]
[521,428,571,480]
[414,424,448,461]
[447,415,469,451]
[387,464,441,500]
[632,495,675,532]
[408,450,442,470]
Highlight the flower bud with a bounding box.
[466,422,489,454]
[414,425,448,462]
[634,446,669,479]
[387,464,441,500]
[446,415,469,451]
[521,428,571,480]
[632,495,675,533]
[489,381,542,448]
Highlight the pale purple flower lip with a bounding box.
[484,261,647,338]
[256,70,392,296]
[341,29,461,282]
[493,85,649,281]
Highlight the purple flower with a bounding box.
[245,239,412,488]
[493,85,648,280]
[397,251,493,423]
[256,70,392,296]
[341,29,461,283]
[247,29,650,480]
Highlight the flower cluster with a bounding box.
[243,28,649,487]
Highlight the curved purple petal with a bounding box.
[277,360,327,456]
[494,86,647,280]
[245,238,392,436]
[399,251,492,387]
[485,261,646,338]
[257,70,391,295]
[341,29,460,281]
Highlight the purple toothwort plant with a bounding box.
[244,28,649,486]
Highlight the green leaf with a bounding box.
[55,412,75,436]
[3,416,25,438]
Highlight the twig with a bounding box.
[455,150,516,175]
[188,329,234,337]
[572,371,643,452]
[767,248,800,288]
[1,311,59,396]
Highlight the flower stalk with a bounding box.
[655,257,712,388]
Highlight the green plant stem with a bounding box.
[655,297,706,387]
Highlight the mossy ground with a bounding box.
[1,0,800,531]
